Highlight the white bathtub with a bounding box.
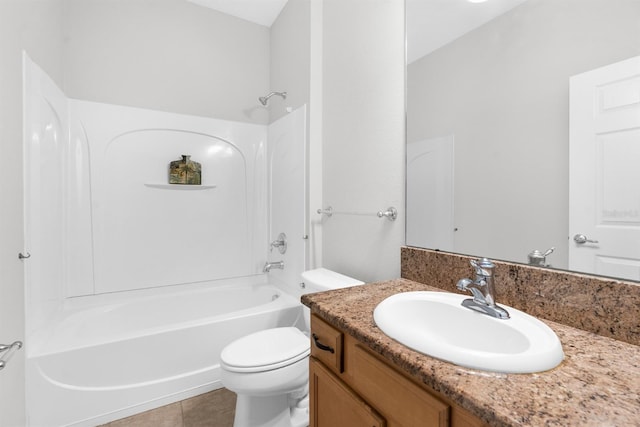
[26,278,303,427]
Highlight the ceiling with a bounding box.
[406,0,528,63]
[187,0,528,63]
[186,0,289,27]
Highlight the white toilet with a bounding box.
[220,268,363,427]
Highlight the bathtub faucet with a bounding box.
[263,261,284,273]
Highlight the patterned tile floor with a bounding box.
[100,389,236,427]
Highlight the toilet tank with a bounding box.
[301,268,364,330]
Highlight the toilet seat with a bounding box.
[221,327,310,373]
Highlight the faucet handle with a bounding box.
[456,278,473,291]
[470,257,494,276]
[269,232,287,254]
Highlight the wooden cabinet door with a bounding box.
[310,357,385,427]
[351,343,450,427]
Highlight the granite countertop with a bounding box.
[302,278,640,427]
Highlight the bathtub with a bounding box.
[25,277,303,427]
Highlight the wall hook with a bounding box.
[18,252,31,260]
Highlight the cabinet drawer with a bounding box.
[351,344,450,427]
[310,314,344,374]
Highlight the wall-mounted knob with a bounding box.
[270,232,287,254]
[377,207,398,221]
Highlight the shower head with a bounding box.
[258,91,287,106]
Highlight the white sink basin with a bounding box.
[373,291,564,373]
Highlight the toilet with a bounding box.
[220,268,363,427]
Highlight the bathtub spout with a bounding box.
[263,261,284,273]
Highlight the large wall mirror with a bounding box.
[406,0,640,281]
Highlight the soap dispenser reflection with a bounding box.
[528,247,554,267]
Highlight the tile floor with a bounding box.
[100,389,236,427]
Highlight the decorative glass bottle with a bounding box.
[169,155,201,185]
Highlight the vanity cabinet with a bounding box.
[309,314,487,427]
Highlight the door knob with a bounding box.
[573,234,598,244]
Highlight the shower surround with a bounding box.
[23,55,307,426]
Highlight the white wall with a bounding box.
[269,0,408,281]
[269,0,316,271]
[0,1,63,424]
[308,0,324,270]
[321,0,406,282]
[407,0,640,267]
[67,100,268,296]
[62,0,270,124]
[266,105,308,295]
[23,55,70,345]
[269,0,311,124]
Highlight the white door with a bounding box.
[406,136,454,251]
[569,55,640,280]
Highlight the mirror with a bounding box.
[406,0,640,281]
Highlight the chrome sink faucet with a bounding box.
[263,261,284,273]
[456,258,510,319]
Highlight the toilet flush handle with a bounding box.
[312,334,335,354]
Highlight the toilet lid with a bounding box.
[220,327,310,373]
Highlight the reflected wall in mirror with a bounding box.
[406,0,640,281]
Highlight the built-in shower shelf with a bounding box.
[144,183,217,190]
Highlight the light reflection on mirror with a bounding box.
[406,0,640,281]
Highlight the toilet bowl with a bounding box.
[220,268,363,427]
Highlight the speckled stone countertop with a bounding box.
[302,279,640,427]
